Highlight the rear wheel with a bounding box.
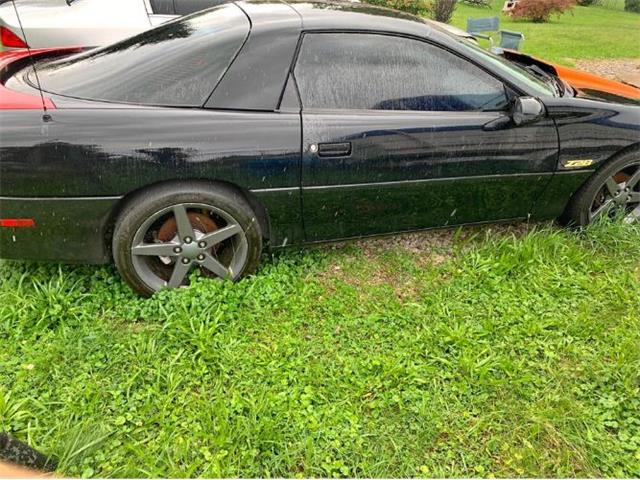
[563,153,640,227]
[113,183,262,296]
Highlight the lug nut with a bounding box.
[198,241,207,248]
[197,254,206,261]
[184,236,192,244]
[173,247,182,254]
[181,258,190,265]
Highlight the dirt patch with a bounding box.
[317,221,542,299]
[340,221,539,257]
[574,58,640,87]
[355,228,458,258]
[320,261,423,300]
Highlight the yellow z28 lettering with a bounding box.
[565,159,594,168]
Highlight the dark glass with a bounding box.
[174,0,232,15]
[294,33,509,112]
[31,5,249,107]
[149,0,175,14]
[279,74,301,111]
[204,1,302,111]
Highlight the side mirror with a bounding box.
[511,96,545,126]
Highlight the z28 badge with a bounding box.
[564,159,595,168]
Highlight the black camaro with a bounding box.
[0,0,639,295]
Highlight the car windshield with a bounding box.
[456,38,557,97]
[27,4,249,107]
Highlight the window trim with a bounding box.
[289,29,526,114]
[277,72,302,113]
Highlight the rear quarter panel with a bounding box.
[0,105,303,249]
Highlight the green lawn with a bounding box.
[450,0,640,63]
[1,220,639,477]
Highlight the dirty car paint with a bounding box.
[1,0,639,264]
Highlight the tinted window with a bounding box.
[174,0,232,15]
[294,33,508,112]
[32,5,249,107]
[457,39,556,96]
[280,74,301,111]
[149,0,175,14]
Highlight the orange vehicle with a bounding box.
[502,50,640,101]
[435,22,640,101]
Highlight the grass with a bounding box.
[450,0,640,63]
[1,219,639,477]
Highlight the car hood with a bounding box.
[0,0,151,48]
[572,86,640,106]
[502,50,640,102]
[3,0,148,26]
[552,63,640,102]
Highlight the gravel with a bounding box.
[574,58,640,87]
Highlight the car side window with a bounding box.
[294,33,509,112]
[174,0,232,15]
[33,4,249,107]
[149,0,175,15]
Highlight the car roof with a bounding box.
[289,0,428,32]
[207,0,479,111]
[242,0,446,39]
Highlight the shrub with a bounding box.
[625,0,640,12]
[363,0,457,20]
[430,0,458,21]
[363,0,430,15]
[510,0,576,21]
[576,0,601,5]
[460,0,491,7]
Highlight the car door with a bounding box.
[293,32,559,242]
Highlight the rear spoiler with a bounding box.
[0,47,82,109]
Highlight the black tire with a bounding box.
[561,151,640,227]
[113,182,263,296]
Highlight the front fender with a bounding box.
[531,97,639,220]
[544,96,640,172]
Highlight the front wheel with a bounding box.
[113,183,262,296]
[563,153,640,227]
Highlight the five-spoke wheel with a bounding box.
[563,153,640,227]
[588,165,640,224]
[113,183,262,296]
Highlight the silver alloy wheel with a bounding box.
[588,162,640,224]
[130,203,248,291]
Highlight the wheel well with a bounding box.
[574,143,640,192]
[103,179,271,260]
[558,143,640,225]
[596,143,640,171]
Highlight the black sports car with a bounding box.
[1,1,639,295]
